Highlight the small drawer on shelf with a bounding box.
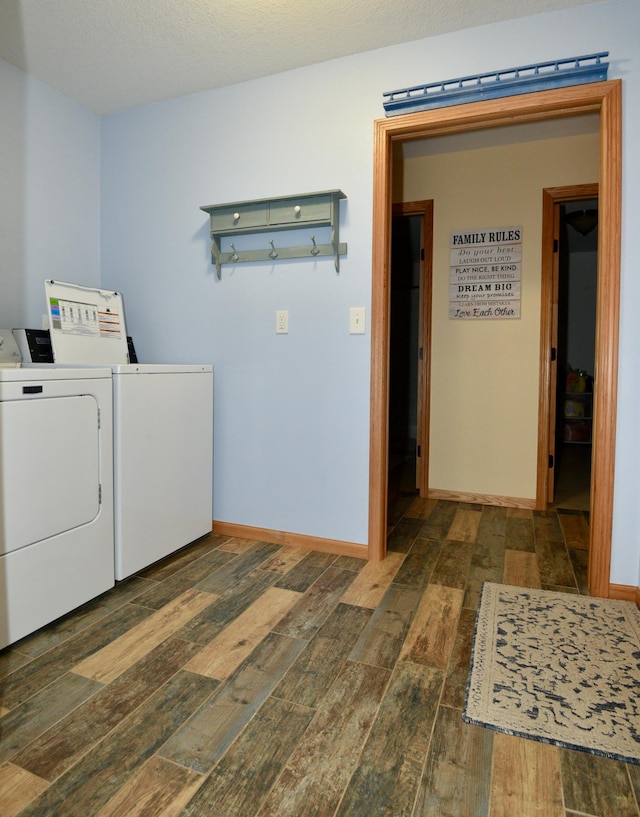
[269,196,331,225]
[209,203,268,233]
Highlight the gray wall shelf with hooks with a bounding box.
[200,190,347,278]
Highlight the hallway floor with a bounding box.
[551,442,592,511]
[1,497,638,817]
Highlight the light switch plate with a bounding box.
[349,307,366,334]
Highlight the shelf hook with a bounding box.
[230,243,239,263]
[269,239,278,259]
[310,235,319,256]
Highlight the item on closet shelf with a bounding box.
[565,368,589,393]
[564,399,585,418]
[563,421,591,443]
[561,384,593,445]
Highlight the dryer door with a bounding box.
[0,395,101,555]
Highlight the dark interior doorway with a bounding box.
[553,198,598,510]
[388,213,422,513]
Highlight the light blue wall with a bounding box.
[2,1,639,582]
[0,59,100,328]
[100,57,379,545]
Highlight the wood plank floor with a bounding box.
[2,496,639,817]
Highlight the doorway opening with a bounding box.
[539,182,600,515]
[388,213,422,510]
[388,202,432,530]
[552,196,598,511]
[369,81,621,600]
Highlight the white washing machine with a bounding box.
[30,280,214,580]
[0,363,114,649]
[108,361,213,578]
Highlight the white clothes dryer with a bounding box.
[0,366,114,649]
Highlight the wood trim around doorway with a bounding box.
[368,80,622,599]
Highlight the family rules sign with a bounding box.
[449,226,522,320]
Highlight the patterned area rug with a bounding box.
[463,583,640,764]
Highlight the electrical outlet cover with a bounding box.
[276,310,289,333]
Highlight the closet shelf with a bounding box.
[200,190,347,278]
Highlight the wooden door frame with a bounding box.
[368,80,621,599]
[391,200,433,499]
[537,183,599,508]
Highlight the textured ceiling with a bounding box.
[0,0,597,115]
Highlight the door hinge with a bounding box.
[417,444,421,458]
[551,347,557,361]
[97,408,101,430]
[420,248,425,261]
[553,239,559,253]
[419,346,423,361]
[98,484,102,504]
[548,454,554,468]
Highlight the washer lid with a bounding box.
[45,280,129,365]
[110,363,213,374]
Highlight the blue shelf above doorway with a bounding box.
[382,53,609,117]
